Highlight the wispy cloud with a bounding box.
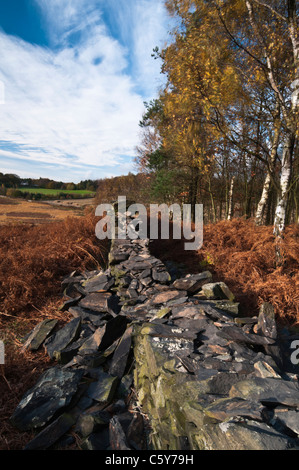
[0,0,169,181]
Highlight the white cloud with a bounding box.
[0,30,143,171]
[0,0,170,181]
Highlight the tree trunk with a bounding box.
[255,171,272,225]
[255,100,281,225]
[273,131,295,263]
[227,176,235,221]
[207,174,216,222]
[273,0,298,263]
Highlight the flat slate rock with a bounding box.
[172,272,212,293]
[109,416,131,450]
[171,304,204,319]
[21,319,58,352]
[68,306,107,326]
[230,377,299,407]
[152,269,171,284]
[140,323,199,341]
[257,302,277,339]
[58,296,82,312]
[11,367,83,431]
[109,251,130,265]
[210,420,297,450]
[195,302,234,322]
[79,315,129,355]
[82,274,115,293]
[205,397,266,422]
[151,290,187,305]
[273,409,299,436]
[86,373,119,405]
[44,317,81,360]
[201,282,235,301]
[109,326,133,379]
[24,412,76,450]
[217,325,275,347]
[76,409,111,438]
[79,292,121,316]
[81,429,110,450]
[79,292,113,313]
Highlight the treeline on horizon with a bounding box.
[0,173,97,200]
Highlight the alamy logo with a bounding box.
[290,340,299,365]
[95,196,203,251]
[0,340,4,365]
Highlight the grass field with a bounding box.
[17,188,96,197]
[0,196,94,225]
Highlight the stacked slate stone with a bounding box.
[11,211,299,450]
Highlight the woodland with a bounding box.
[133,0,299,264]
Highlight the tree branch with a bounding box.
[251,0,287,22]
[214,1,267,70]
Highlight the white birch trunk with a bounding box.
[273,0,298,252]
[273,132,295,239]
[255,171,272,226]
[255,120,280,226]
[227,176,235,221]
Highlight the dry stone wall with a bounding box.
[11,212,299,450]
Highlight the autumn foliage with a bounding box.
[0,212,108,317]
[0,212,109,450]
[150,218,299,326]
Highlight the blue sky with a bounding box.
[0,0,171,183]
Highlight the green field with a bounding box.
[17,188,96,197]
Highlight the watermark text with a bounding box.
[95,196,203,250]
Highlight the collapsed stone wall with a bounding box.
[11,212,299,450]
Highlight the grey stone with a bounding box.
[79,315,129,355]
[230,377,299,407]
[152,269,171,284]
[207,372,242,395]
[273,409,299,436]
[171,304,204,319]
[109,416,131,450]
[254,360,281,378]
[57,336,88,364]
[151,290,187,305]
[109,326,133,378]
[24,413,76,450]
[205,420,297,450]
[82,273,114,293]
[109,251,130,265]
[76,409,111,437]
[172,271,212,293]
[209,300,240,316]
[196,302,234,322]
[127,413,145,450]
[79,292,119,314]
[257,302,277,339]
[11,367,83,431]
[61,272,84,287]
[140,323,199,342]
[205,397,266,422]
[44,317,81,360]
[68,306,107,327]
[117,374,133,399]
[81,429,110,450]
[21,319,58,352]
[201,282,235,301]
[217,325,276,347]
[58,296,82,312]
[86,373,118,405]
